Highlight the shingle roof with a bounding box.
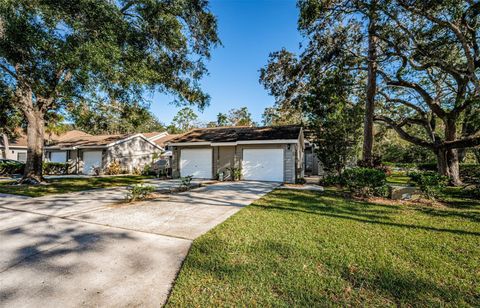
[2,129,91,148]
[169,126,302,144]
[153,134,181,147]
[48,134,136,148]
[142,132,165,139]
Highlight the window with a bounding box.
[17,152,27,162]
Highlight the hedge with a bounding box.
[0,161,25,175]
[43,162,68,175]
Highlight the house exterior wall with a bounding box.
[2,147,27,162]
[105,137,161,173]
[171,142,301,183]
[45,136,160,174]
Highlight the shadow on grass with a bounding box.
[251,190,480,236]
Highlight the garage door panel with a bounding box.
[83,151,103,175]
[242,149,283,182]
[180,149,212,179]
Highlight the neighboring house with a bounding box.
[45,133,162,174]
[168,126,304,183]
[0,132,28,162]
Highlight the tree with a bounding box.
[170,107,199,133]
[0,83,22,158]
[308,71,363,175]
[216,113,228,126]
[298,0,380,166]
[374,1,480,185]
[0,0,219,183]
[69,101,164,135]
[227,107,254,126]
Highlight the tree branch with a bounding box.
[374,115,435,148]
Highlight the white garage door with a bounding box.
[242,148,284,182]
[83,151,103,175]
[50,151,67,163]
[180,148,212,178]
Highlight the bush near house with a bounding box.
[342,167,388,197]
[104,160,122,175]
[0,161,24,175]
[43,162,68,175]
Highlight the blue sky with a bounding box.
[150,0,303,126]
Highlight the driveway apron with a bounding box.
[0,181,278,307]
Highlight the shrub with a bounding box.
[342,167,387,197]
[460,164,480,184]
[320,174,343,186]
[125,184,156,202]
[180,175,193,190]
[104,160,122,175]
[296,177,306,184]
[408,171,448,199]
[0,161,24,175]
[227,167,242,181]
[357,155,392,175]
[43,162,67,175]
[417,163,437,171]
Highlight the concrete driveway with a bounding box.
[0,181,278,307]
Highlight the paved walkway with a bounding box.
[0,181,278,307]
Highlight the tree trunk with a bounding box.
[20,108,45,184]
[1,133,9,159]
[440,117,462,186]
[362,1,378,166]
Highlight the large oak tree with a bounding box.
[0,0,219,183]
[375,0,480,185]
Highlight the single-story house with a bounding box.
[168,126,304,183]
[45,133,164,174]
[1,131,28,162]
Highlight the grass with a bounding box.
[167,188,480,307]
[386,171,412,185]
[0,175,152,197]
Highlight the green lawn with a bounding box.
[386,171,412,185]
[0,175,152,197]
[167,188,480,307]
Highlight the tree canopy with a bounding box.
[0,0,219,182]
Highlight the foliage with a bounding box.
[308,72,364,176]
[357,155,391,176]
[42,162,67,175]
[417,163,438,172]
[169,107,199,133]
[375,128,436,164]
[104,161,122,175]
[0,0,219,180]
[180,175,194,190]
[216,113,229,126]
[295,177,306,184]
[0,161,24,175]
[69,101,164,135]
[460,164,480,185]
[260,28,363,177]
[341,167,387,197]
[408,172,448,200]
[319,174,342,186]
[227,107,255,127]
[167,189,480,307]
[227,167,242,181]
[125,184,156,202]
[0,83,23,138]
